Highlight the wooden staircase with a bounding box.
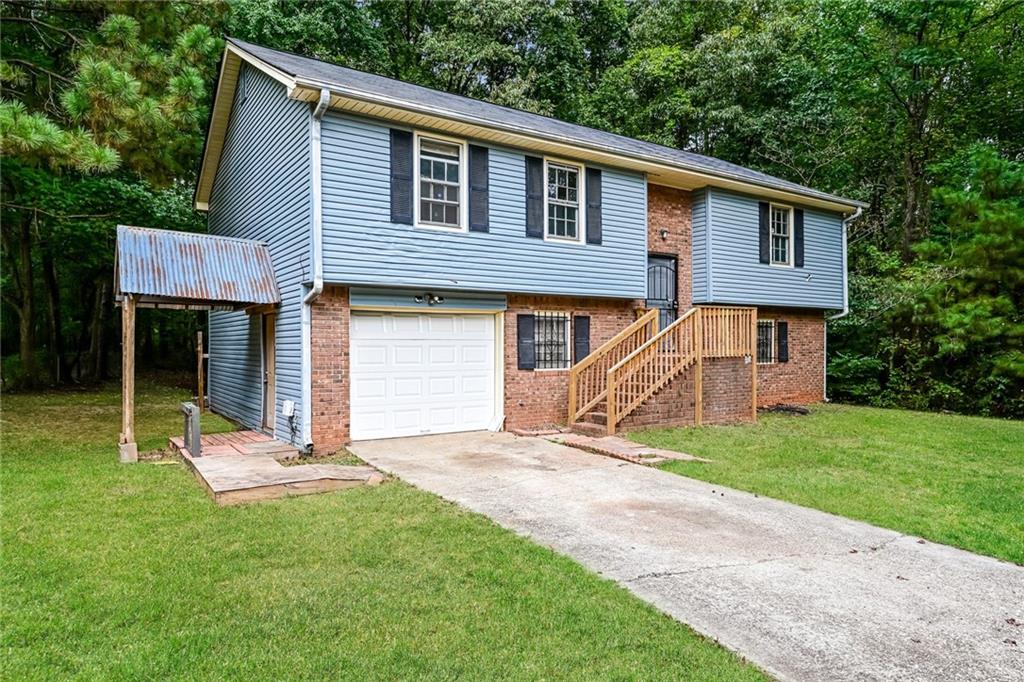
[568,306,757,435]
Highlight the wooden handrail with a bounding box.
[568,308,659,423]
[604,306,757,434]
[606,309,699,433]
[607,308,698,375]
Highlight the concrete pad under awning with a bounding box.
[349,431,1024,682]
[171,431,382,505]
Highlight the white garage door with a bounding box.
[350,312,497,440]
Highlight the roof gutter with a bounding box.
[300,88,331,451]
[824,205,863,402]
[828,206,862,321]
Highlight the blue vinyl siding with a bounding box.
[320,112,648,298]
[691,188,708,302]
[207,65,311,445]
[693,188,845,309]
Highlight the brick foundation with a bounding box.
[310,285,350,453]
[619,357,755,430]
[504,295,637,430]
[756,307,826,406]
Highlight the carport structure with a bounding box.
[113,225,280,462]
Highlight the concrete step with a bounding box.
[569,421,608,437]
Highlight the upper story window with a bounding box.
[546,161,583,242]
[417,135,466,230]
[770,204,792,266]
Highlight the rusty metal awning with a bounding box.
[114,225,281,310]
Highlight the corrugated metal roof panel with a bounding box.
[115,225,280,305]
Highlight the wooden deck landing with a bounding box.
[169,431,383,505]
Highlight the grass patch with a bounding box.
[631,404,1024,565]
[1,381,763,680]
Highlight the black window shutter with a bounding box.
[585,168,602,245]
[794,208,805,267]
[758,201,770,263]
[389,129,413,224]
[777,321,789,363]
[573,315,591,362]
[517,314,536,370]
[469,144,489,232]
[525,156,544,238]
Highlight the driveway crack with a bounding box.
[625,552,811,582]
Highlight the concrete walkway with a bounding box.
[349,431,1024,682]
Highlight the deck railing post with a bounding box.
[606,368,617,435]
[568,366,578,423]
[694,308,703,426]
[750,308,758,421]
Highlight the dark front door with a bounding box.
[647,255,678,330]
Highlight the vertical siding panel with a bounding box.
[320,112,647,297]
[207,66,311,446]
[691,188,708,302]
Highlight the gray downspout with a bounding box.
[301,89,331,450]
[824,206,863,401]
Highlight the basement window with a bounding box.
[757,320,776,364]
[535,312,571,369]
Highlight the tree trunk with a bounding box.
[17,215,37,386]
[42,244,63,384]
[86,275,111,382]
[901,140,930,259]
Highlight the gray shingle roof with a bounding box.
[228,37,865,210]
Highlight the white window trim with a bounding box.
[542,157,586,245]
[768,202,794,268]
[533,311,572,371]
[757,319,776,364]
[413,130,469,233]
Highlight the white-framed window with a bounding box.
[770,203,792,266]
[544,159,584,243]
[534,311,571,369]
[415,133,467,231]
[757,319,776,364]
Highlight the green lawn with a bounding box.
[1,382,763,680]
[631,404,1024,565]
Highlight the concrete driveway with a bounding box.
[349,431,1024,682]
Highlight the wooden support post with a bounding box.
[606,369,617,436]
[750,308,758,421]
[567,366,577,424]
[694,307,703,426]
[196,330,204,413]
[119,294,138,463]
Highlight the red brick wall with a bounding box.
[619,357,755,430]
[646,184,693,309]
[310,285,349,453]
[504,295,636,430]
[756,307,825,406]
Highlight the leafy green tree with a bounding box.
[1,2,222,385]
[920,146,1024,415]
[227,0,386,70]
[816,0,1024,258]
